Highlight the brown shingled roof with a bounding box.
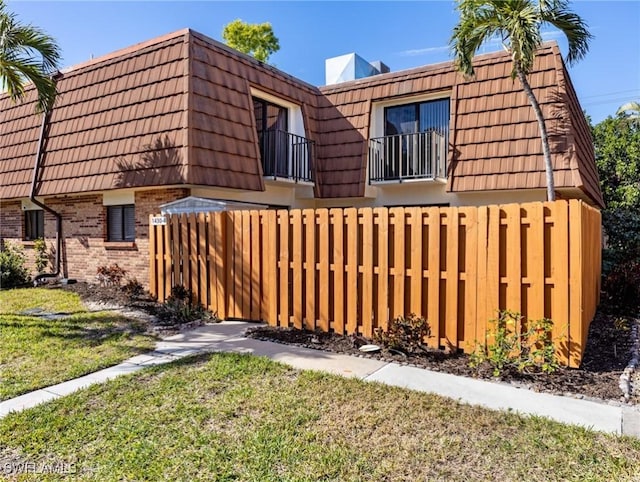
[0,31,602,207]
[1,30,190,199]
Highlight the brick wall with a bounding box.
[0,188,189,287]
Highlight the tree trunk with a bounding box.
[516,67,555,201]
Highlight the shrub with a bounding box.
[469,310,560,376]
[0,242,31,289]
[96,264,127,287]
[33,237,48,273]
[373,314,431,354]
[602,208,640,275]
[122,278,144,298]
[156,285,218,326]
[601,261,640,315]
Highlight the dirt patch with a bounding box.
[247,310,637,404]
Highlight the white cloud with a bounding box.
[398,45,449,57]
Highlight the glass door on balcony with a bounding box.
[253,97,288,177]
[380,98,450,180]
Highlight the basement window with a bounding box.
[107,204,135,242]
[24,209,44,241]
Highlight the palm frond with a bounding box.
[0,0,61,112]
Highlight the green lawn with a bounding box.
[1,353,639,481]
[0,288,156,401]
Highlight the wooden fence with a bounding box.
[149,200,601,367]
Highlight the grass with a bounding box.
[1,353,639,481]
[0,288,156,401]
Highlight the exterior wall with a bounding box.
[193,181,546,210]
[0,188,189,287]
[191,183,316,210]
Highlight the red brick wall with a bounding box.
[0,188,189,287]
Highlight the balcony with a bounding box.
[368,131,447,183]
[258,129,314,183]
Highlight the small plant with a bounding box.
[469,310,560,376]
[96,264,127,287]
[0,242,30,289]
[156,285,218,326]
[122,278,144,298]
[33,237,48,273]
[374,313,431,354]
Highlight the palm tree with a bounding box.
[617,101,640,119]
[451,0,592,201]
[0,0,61,112]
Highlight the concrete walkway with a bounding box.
[1,321,639,436]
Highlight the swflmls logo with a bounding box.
[150,216,167,226]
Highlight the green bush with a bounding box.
[602,208,640,274]
[156,285,218,326]
[33,237,48,273]
[469,310,560,376]
[0,242,31,289]
[373,314,431,354]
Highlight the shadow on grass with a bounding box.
[0,311,155,345]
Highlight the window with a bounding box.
[253,97,290,177]
[384,98,450,136]
[24,210,44,241]
[107,204,135,242]
[370,97,450,181]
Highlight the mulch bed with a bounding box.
[58,282,637,403]
[247,310,637,404]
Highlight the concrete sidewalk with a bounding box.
[1,321,638,436]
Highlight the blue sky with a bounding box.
[8,1,640,123]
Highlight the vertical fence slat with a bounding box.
[391,207,405,319]
[278,209,290,327]
[345,208,358,334]
[250,211,261,320]
[291,209,303,329]
[550,201,570,365]
[361,208,374,338]
[427,208,441,347]
[206,213,217,315]
[163,218,172,301]
[225,212,236,318]
[445,207,459,350]
[266,209,278,325]
[504,203,522,313]
[485,205,501,347]
[178,214,188,290]
[304,209,316,330]
[318,209,330,332]
[241,211,251,319]
[331,208,345,334]
[475,206,488,345]
[527,203,545,324]
[149,215,158,299]
[198,213,207,309]
[189,213,198,300]
[375,207,389,333]
[569,200,584,368]
[460,207,477,352]
[409,208,422,318]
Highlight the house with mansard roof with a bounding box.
[0,28,602,286]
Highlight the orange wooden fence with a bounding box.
[149,200,601,367]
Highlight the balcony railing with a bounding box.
[259,129,314,182]
[368,131,447,183]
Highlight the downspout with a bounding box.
[30,74,63,284]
